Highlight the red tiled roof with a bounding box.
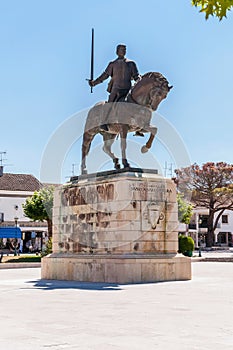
[0,173,43,192]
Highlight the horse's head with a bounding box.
[129,72,173,111]
[149,80,173,111]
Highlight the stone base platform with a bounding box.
[41,253,191,283]
[44,169,192,283]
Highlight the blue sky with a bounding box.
[0,0,232,183]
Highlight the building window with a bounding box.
[199,215,208,228]
[222,215,228,224]
[218,232,227,244]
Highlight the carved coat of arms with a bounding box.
[147,202,165,229]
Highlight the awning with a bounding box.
[0,227,22,239]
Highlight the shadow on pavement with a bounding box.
[25,279,123,291]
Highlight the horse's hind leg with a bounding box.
[81,131,95,174]
[103,134,120,169]
[120,126,130,168]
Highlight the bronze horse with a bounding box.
[81,72,172,174]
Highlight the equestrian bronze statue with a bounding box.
[81,72,173,174]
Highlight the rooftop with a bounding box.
[0,173,43,192]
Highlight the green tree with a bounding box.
[192,0,233,20]
[177,193,193,224]
[23,186,54,238]
[175,162,233,247]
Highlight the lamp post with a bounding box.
[198,217,202,257]
[14,216,19,256]
[199,237,202,257]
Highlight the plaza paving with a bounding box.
[0,262,233,350]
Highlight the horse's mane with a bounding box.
[142,72,166,80]
[127,72,170,105]
[134,72,169,90]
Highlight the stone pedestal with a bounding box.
[41,169,191,282]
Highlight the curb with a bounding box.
[0,263,41,269]
[192,257,233,263]
[202,257,233,262]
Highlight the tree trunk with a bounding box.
[206,206,215,247]
[206,229,214,247]
[47,218,53,238]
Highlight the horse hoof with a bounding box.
[122,159,130,168]
[113,158,121,170]
[141,145,149,153]
[114,163,121,170]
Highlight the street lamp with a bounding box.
[14,216,19,256]
[198,218,202,257]
[199,238,202,257]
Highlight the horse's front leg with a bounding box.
[141,126,157,153]
[102,134,120,170]
[120,125,130,168]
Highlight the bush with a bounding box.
[6,256,41,263]
[178,235,195,257]
[41,238,52,257]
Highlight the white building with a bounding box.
[0,172,48,252]
[179,207,233,247]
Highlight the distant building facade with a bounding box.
[0,172,48,253]
[179,207,233,248]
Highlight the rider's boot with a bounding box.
[100,124,108,132]
[134,131,144,137]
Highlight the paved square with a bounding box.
[0,263,233,350]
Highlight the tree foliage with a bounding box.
[175,162,233,247]
[23,186,54,238]
[41,237,53,257]
[177,193,193,224]
[192,0,233,20]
